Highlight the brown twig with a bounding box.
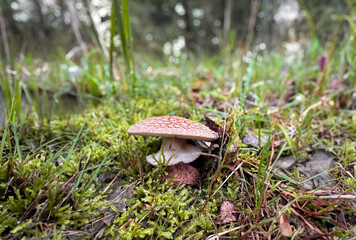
[290,206,329,240]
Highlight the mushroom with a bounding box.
[128,116,218,185]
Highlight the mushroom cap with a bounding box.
[128,116,218,141]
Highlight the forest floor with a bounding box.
[0,40,356,239]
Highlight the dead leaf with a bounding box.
[278,213,293,237]
[205,116,223,137]
[216,197,238,225]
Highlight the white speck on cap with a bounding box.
[128,116,218,141]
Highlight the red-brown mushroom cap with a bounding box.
[128,116,218,141]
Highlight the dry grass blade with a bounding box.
[206,226,244,240]
[289,206,329,240]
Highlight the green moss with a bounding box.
[106,171,222,239]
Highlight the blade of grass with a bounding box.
[113,0,136,92]
[0,70,11,113]
[60,122,86,174]
[41,141,72,170]
[255,135,271,207]
[274,172,300,185]
[10,120,22,165]
[121,0,136,87]
[74,161,116,191]
[278,123,297,159]
[240,57,255,109]
[13,75,22,121]
[109,2,116,75]
[82,0,108,62]
[0,127,8,159]
[297,0,316,41]
[73,148,88,190]
[85,153,112,190]
[191,107,225,115]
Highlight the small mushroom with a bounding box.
[128,116,218,185]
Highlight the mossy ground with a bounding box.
[1,40,356,239]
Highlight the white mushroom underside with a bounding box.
[146,137,202,166]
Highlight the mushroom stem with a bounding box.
[146,137,202,166]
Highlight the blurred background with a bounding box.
[0,0,355,126]
[0,0,353,60]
